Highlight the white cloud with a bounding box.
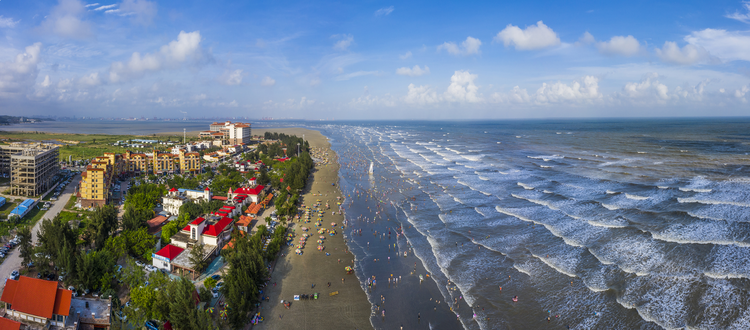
[494,21,560,50]
[118,0,157,25]
[655,41,712,65]
[94,4,117,10]
[576,31,595,46]
[596,35,641,56]
[533,76,601,104]
[261,76,276,86]
[85,3,100,7]
[0,16,20,28]
[332,34,354,51]
[726,1,750,23]
[219,69,244,85]
[40,0,93,40]
[396,65,430,76]
[0,43,42,98]
[374,6,394,16]
[405,70,481,104]
[437,36,482,56]
[109,30,205,82]
[335,70,379,81]
[309,78,321,86]
[444,71,481,102]
[399,51,412,60]
[405,84,440,104]
[684,29,750,62]
[78,72,101,86]
[620,73,671,101]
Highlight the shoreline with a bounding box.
[253,128,373,329]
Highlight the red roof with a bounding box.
[202,217,234,237]
[190,217,206,225]
[0,317,21,330]
[212,196,228,201]
[215,211,228,216]
[205,187,210,191]
[233,185,264,195]
[155,244,185,260]
[223,205,236,209]
[169,187,178,192]
[0,276,72,319]
[182,225,190,232]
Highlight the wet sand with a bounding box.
[252,128,372,330]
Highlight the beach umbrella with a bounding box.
[319,235,325,239]
[301,227,308,231]
[318,245,324,251]
[317,240,323,244]
[344,266,353,272]
[219,309,228,318]
[206,307,214,313]
[331,222,336,226]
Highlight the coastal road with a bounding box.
[0,175,80,293]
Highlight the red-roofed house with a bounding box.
[229,185,267,203]
[152,244,185,272]
[0,276,72,327]
[171,215,234,252]
[0,317,21,330]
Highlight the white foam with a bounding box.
[606,190,618,194]
[678,187,713,193]
[601,203,620,210]
[625,193,649,200]
[517,182,534,190]
[677,197,750,208]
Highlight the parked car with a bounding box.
[145,320,159,330]
[135,260,145,267]
[210,274,221,281]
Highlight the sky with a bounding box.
[1,0,750,119]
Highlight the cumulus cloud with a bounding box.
[576,31,595,46]
[261,76,276,86]
[0,16,20,28]
[109,30,206,82]
[684,29,750,62]
[596,35,641,56]
[726,1,750,23]
[399,51,412,60]
[437,36,482,56]
[621,73,670,100]
[374,6,394,16]
[78,72,101,86]
[219,69,244,85]
[655,41,712,65]
[0,43,42,98]
[40,0,93,39]
[494,21,560,50]
[405,70,481,104]
[332,34,354,51]
[396,65,430,76]
[444,71,481,102]
[118,0,157,25]
[491,76,600,105]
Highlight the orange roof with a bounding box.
[237,216,252,227]
[0,317,21,330]
[0,276,71,319]
[53,288,73,316]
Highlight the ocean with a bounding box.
[315,118,750,330]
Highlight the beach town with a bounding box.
[0,124,374,330]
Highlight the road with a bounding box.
[0,174,80,293]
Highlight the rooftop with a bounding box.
[0,276,71,319]
[155,244,185,260]
[66,297,111,327]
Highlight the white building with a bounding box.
[162,187,212,216]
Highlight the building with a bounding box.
[0,196,5,208]
[0,143,59,197]
[169,215,234,255]
[200,121,252,145]
[0,317,21,330]
[162,187,212,215]
[78,147,202,207]
[0,276,72,327]
[152,244,185,272]
[229,185,266,204]
[9,199,36,220]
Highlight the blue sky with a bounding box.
[1,0,749,119]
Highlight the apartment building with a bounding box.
[199,121,252,145]
[79,146,201,207]
[0,143,60,197]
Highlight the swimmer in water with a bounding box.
[512,296,518,302]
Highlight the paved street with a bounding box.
[0,175,80,293]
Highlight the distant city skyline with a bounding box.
[0,0,749,119]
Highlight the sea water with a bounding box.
[317,118,750,330]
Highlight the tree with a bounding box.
[204,277,217,290]
[122,205,153,232]
[124,228,156,260]
[18,226,33,268]
[189,243,207,273]
[89,205,118,250]
[77,250,115,291]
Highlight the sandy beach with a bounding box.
[253,128,372,329]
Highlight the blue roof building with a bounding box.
[9,199,36,219]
